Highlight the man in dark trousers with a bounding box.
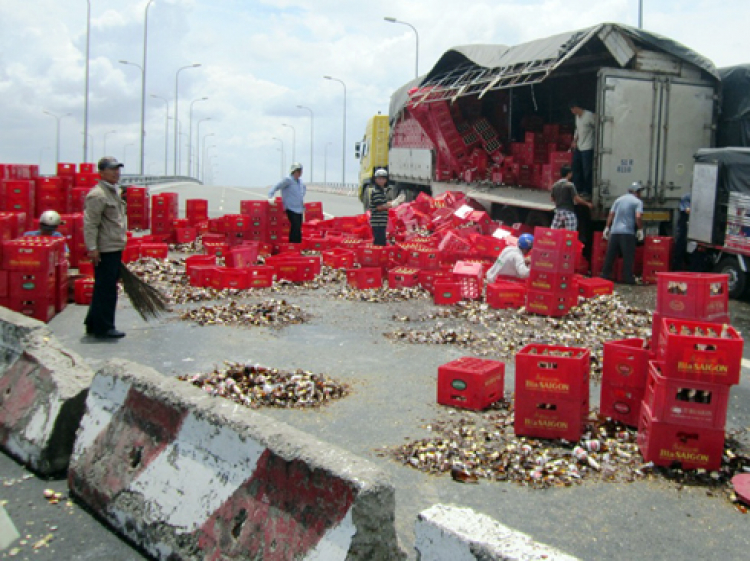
[268,162,306,243]
[550,165,592,231]
[569,101,596,197]
[83,156,128,338]
[601,182,644,285]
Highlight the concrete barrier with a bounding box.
[415,505,579,561]
[69,359,406,560]
[0,307,93,475]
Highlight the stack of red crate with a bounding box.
[600,338,651,427]
[267,198,291,244]
[437,357,505,410]
[637,272,736,470]
[1,179,35,230]
[526,227,579,316]
[240,200,269,242]
[151,193,179,241]
[304,201,324,221]
[126,187,150,230]
[514,344,590,441]
[2,237,66,322]
[186,199,209,225]
[34,177,70,215]
[642,236,673,284]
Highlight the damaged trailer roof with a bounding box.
[392,22,718,115]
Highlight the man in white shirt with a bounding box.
[569,101,596,197]
[487,234,534,282]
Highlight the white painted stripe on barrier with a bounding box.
[5,399,64,464]
[304,510,356,561]
[73,375,131,455]
[128,410,266,532]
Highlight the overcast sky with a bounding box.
[1,0,748,187]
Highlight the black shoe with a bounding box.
[94,329,126,339]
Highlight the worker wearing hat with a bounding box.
[269,162,306,243]
[487,233,534,282]
[601,182,644,285]
[23,210,69,253]
[82,156,128,339]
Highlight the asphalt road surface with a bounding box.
[2,182,750,560]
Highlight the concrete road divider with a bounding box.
[68,359,406,560]
[0,307,93,475]
[415,504,579,561]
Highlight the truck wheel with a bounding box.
[714,257,748,299]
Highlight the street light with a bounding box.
[195,117,211,178]
[140,0,155,175]
[123,143,135,164]
[639,0,643,28]
[43,111,71,165]
[84,0,91,162]
[281,123,296,163]
[103,130,117,155]
[272,137,285,178]
[324,141,332,185]
[296,105,314,182]
[173,63,201,175]
[119,59,144,170]
[82,133,95,163]
[198,132,215,183]
[324,76,347,184]
[384,17,420,78]
[188,97,208,176]
[150,94,169,175]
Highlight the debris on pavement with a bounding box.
[179,299,309,328]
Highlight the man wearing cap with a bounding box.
[82,157,128,339]
[569,101,596,197]
[268,162,306,243]
[601,182,644,285]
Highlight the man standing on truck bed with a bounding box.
[601,182,644,285]
[569,101,596,197]
[551,165,593,231]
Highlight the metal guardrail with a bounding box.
[306,182,359,197]
[122,175,201,186]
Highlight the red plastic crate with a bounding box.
[321,248,355,269]
[577,276,614,298]
[2,240,58,275]
[188,266,219,288]
[211,267,251,290]
[486,282,526,309]
[433,280,462,305]
[527,271,576,294]
[602,338,650,389]
[273,242,302,255]
[355,245,387,268]
[74,277,95,305]
[453,261,484,299]
[533,227,579,251]
[346,268,382,289]
[226,245,259,268]
[140,243,169,259]
[185,254,217,274]
[240,200,268,217]
[247,266,274,288]
[388,267,420,289]
[437,357,505,410]
[657,317,743,385]
[637,403,724,470]
[121,245,141,263]
[302,236,332,252]
[175,228,197,244]
[203,241,231,258]
[599,382,645,428]
[525,290,577,317]
[530,248,576,274]
[643,263,670,285]
[9,271,56,299]
[514,395,587,441]
[0,271,7,298]
[515,344,590,403]
[274,261,316,283]
[644,361,729,429]
[418,269,454,294]
[655,273,729,322]
[8,296,56,322]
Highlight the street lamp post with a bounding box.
[43,111,71,165]
[139,0,155,175]
[281,123,296,163]
[150,94,169,175]
[82,133,95,163]
[84,0,91,162]
[195,118,211,178]
[272,137,285,178]
[324,142,332,185]
[173,63,201,175]
[296,105,314,182]
[103,130,117,155]
[384,17,419,78]
[198,132,215,183]
[188,97,208,176]
[324,76,347,184]
[639,0,643,28]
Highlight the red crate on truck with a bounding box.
[188,266,219,288]
[433,280,463,305]
[346,267,382,290]
[140,243,169,260]
[211,267,250,290]
[525,290,577,317]
[530,248,576,274]
[602,338,650,389]
[599,382,645,428]
[515,344,590,403]
[637,404,724,470]
[8,296,56,323]
[576,276,614,298]
[246,265,274,288]
[643,361,730,429]
[657,317,743,385]
[655,273,729,322]
[527,270,576,295]
[533,227,579,251]
[322,248,355,269]
[514,394,588,441]
[486,282,526,309]
[388,266,420,289]
[437,357,505,411]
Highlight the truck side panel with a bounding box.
[389,147,433,186]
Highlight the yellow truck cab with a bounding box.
[355,114,390,207]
